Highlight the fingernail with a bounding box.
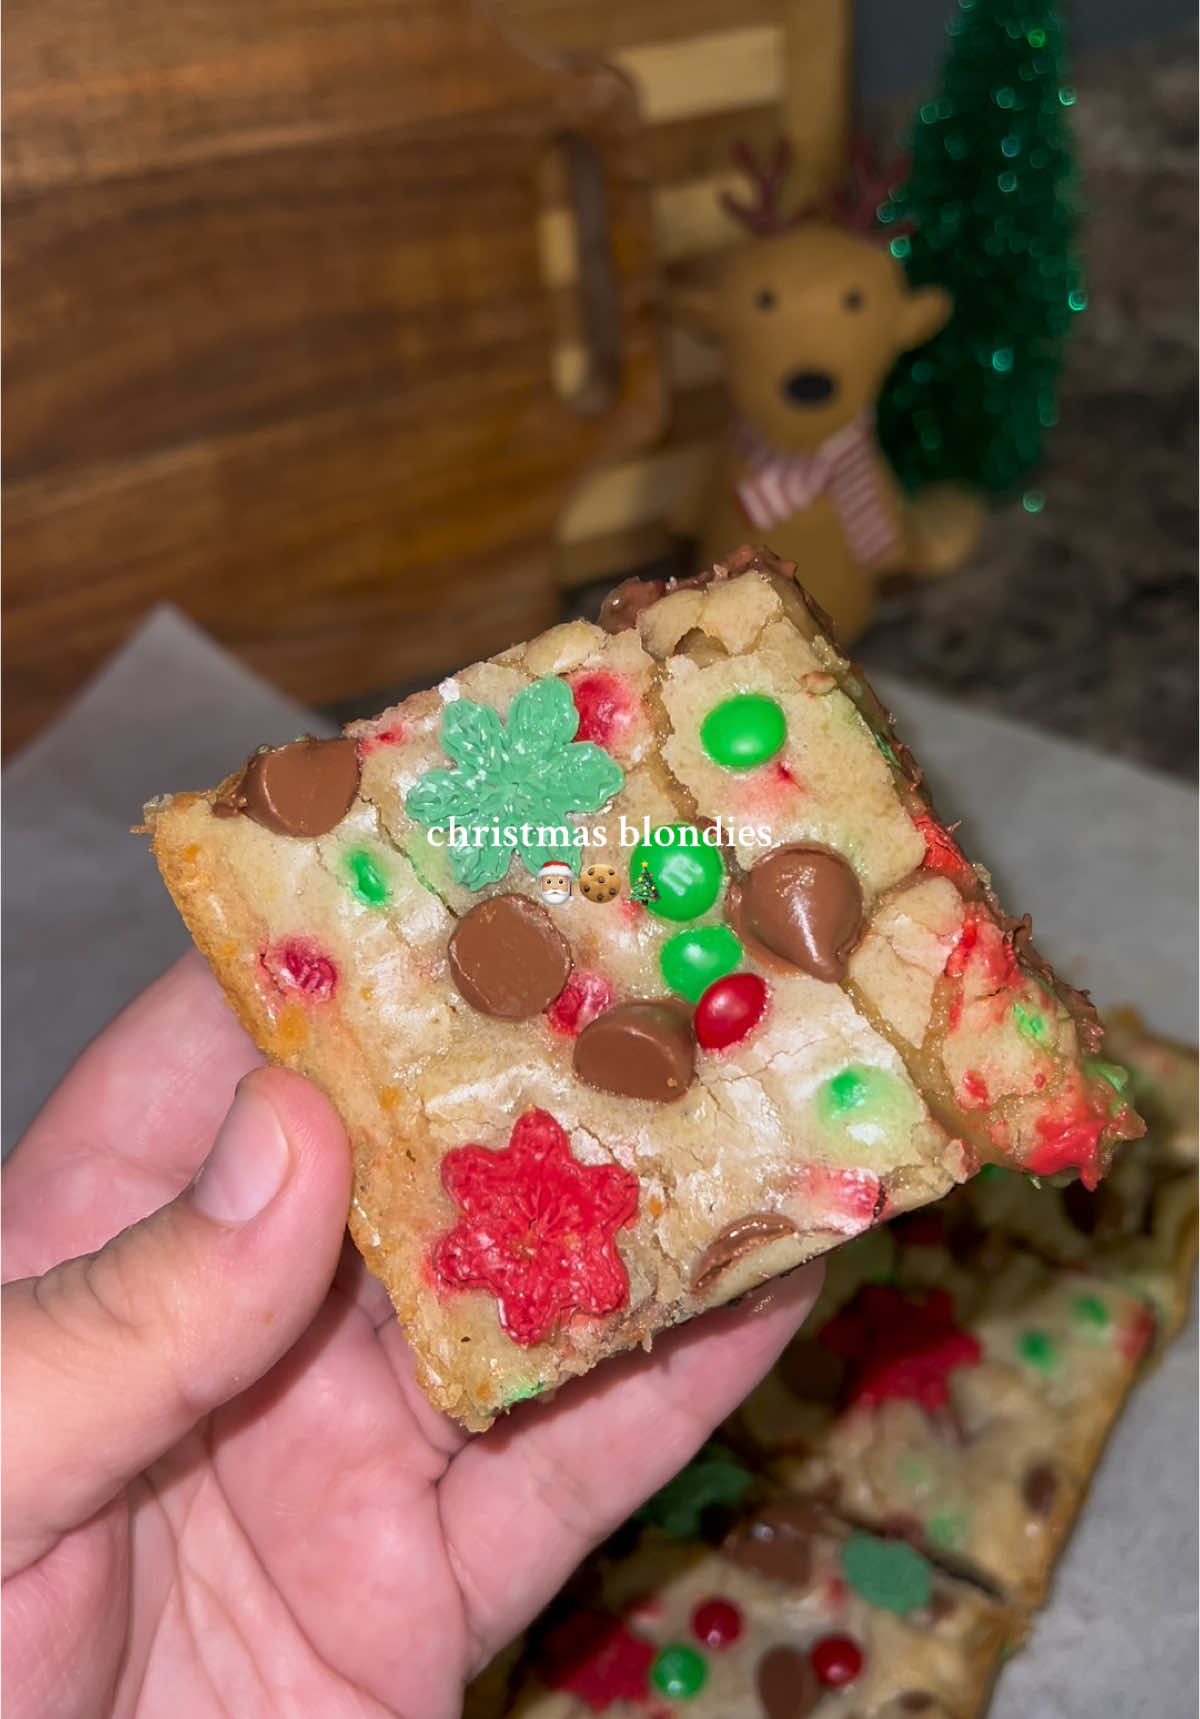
[191,1081,291,1225]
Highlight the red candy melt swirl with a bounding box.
[546,971,615,1037]
[355,721,406,754]
[911,810,977,890]
[259,940,338,1002]
[430,1109,638,1346]
[571,672,634,750]
[817,1285,982,1414]
[1027,1105,1109,1184]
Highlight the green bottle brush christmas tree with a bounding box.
[877,0,1085,500]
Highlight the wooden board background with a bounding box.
[4,0,849,754]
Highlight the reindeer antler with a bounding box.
[720,139,815,236]
[721,132,912,240]
[829,134,913,236]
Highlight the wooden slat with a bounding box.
[541,169,746,286]
[644,103,786,190]
[5,2,562,192]
[8,123,576,480]
[782,0,851,201]
[496,0,782,58]
[613,26,783,125]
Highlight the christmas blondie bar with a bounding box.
[507,1471,1022,1719]
[147,549,1142,1430]
[729,1210,1155,1607]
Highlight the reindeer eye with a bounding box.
[843,288,865,312]
[755,288,777,311]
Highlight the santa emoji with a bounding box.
[537,859,573,905]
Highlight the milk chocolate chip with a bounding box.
[691,1213,799,1297]
[215,737,360,838]
[449,894,571,1019]
[732,844,865,982]
[722,1500,818,1587]
[598,577,667,634]
[755,1646,822,1719]
[573,999,695,1102]
[1021,1462,1059,1516]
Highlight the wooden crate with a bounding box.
[504,0,853,584]
[3,0,849,753]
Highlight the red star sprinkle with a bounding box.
[539,1611,654,1710]
[430,1109,639,1346]
[817,1285,982,1415]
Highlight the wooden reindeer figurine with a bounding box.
[677,142,984,641]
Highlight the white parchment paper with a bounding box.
[3,609,1195,1714]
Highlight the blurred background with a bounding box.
[5,0,1196,777]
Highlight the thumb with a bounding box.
[2,1068,351,1578]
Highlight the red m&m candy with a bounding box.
[694,973,768,1050]
[690,1597,743,1649]
[811,1633,864,1687]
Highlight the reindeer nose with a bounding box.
[782,370,836,406]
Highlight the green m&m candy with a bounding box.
[700,693,787,769]
[650,1644,708,1700]
[630,827,724,922]
[660,925,743,1001]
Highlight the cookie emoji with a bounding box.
[579,863,620,904]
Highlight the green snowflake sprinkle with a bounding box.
[840,1532,933,1615]
[636,1443,752,1540]
[404,677,624,891]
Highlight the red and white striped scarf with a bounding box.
[734,415,900,568]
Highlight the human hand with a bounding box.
[2,952,821,1719]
